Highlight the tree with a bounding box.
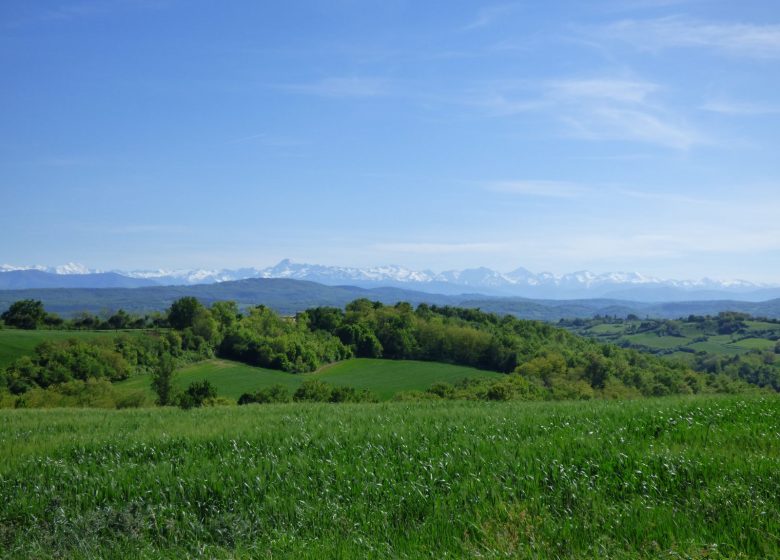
[1,300,46,329]
[107,309,131,330]
[151,353,175,405]
[191,308,219,343]
[178,380,217,409]
[210,300,240,331]
[167,297,204,330]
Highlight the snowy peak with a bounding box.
[0,263,96,275]
[0,259,773,301]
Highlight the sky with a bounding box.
[1,1,779,282]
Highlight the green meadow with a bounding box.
[117,357,502,401]
[1,395,778,559]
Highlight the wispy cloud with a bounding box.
[279,77,391,98]
[700,99,780,116]
[474,77,702,149]
[614,188,714,206]
[486,180,588,198]
[6,0,168,27]
[548,78,659,104]
[561,106,701,149]
[463,3,524,30]
[600,17,780,59]
[374,242,507,254]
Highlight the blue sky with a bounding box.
[1,1,779,281]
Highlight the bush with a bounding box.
[486,382,513,401]
[329,385,378,403]
[238,384,291,405]
[293,379,332,402]
[115,391,151,409]
[427,381,454,399]
[178,380,217,409]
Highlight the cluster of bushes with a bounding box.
[297,301,711,398]
[2,296,774,409]
[238,380,377,405]
[1,299,167,331]
[0,378,149,409]
[390,368,755,403]
[693,350,780,391]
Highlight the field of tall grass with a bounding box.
[1,395,778,558]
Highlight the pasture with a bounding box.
[117,358,502,401]
[0,395,778,558]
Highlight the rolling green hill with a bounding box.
[117,358,502,401]
[0,328,140,369]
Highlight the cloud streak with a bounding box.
[600,17,780,59]
[700,99,780,116]
[278,77,391,98]
[474,77,702,150]
[463,3,524,30]
[486,180,588,198]
[374,242,507,254]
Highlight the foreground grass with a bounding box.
[0,395,779,559]
[117,358,502,400]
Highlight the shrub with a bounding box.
[293,379,332,402]
[238,384,291,405]
[178,380,217,409]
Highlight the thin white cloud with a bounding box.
[487,180,588,198]
[700,99,780,116]
[614,188,720,207]
[601,17,780,59]
[478,77,702,150]
[548,78,660,104]
[374,242,507,254]
[279,77,391,98]
[463,3,524,30]
[562,106,701,150]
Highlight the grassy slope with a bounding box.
[0,329,135,369]
[579,319,780,357]
[0,395,778,559]
[118,358,502,400]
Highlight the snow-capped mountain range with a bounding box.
[1,259,777,302]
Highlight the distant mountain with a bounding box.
[1,277,779,321]
[0,270,157,290]
[2,259,775,301]
[0,278,457,317]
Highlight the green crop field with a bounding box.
[0,329,138,369]
[732,337,778,351]
[1,395,778,559]
[571,317,780,362]
[118,358,503,401]
[624,332,692,350]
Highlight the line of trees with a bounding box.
[1,297,772,408]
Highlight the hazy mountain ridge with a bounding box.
[1,259,775,301]
[1,277,779,321]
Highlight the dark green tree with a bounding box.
[179,380,217,409]
[107,309,131,330]
[150,353,176,405]
[1,299,46,329]
[167,297,204,330]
